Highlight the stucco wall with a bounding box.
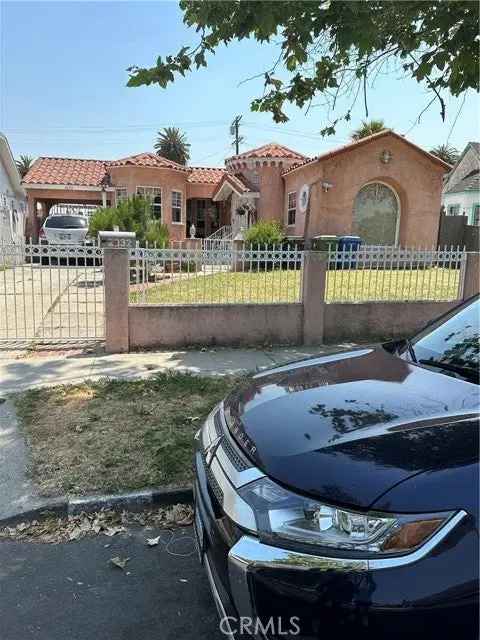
[186,182,220,199]
[323,300,457,343]
[1,156,27,243]
[109,166,188,242]
[129,303,303,348]
[283,133,447,246]
[254,164,285,223]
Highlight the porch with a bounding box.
[186,198,230,239]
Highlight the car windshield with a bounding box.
[410,297,479,381]
[44,216,87,229]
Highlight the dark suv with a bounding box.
[194,296,479,639]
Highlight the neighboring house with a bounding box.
[442,142,480,226]
[0,132,27,244]
[22,130,450,246]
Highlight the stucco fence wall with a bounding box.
[103,248,479,353]
[129,303,303,349]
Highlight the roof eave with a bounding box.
[282,129,451,176]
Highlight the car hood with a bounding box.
[223,347,479,510]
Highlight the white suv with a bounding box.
[40,215,89,245]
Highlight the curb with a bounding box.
[0,486,193,527]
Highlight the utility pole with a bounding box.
[230,115,244,155]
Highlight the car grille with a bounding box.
[201,450,224,506]
[213,409,250,472]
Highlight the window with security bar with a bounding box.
[115,187,128,204]
[447,204,460,216]
[287,192,296,226]
[172,190,182,223]
[137,186,162,219]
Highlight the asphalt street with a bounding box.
[0,525,223,640]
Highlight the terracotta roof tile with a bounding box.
[187,167,227,184]
[109,152,188,172]
[227,142,307,162]
[22,157,108,187]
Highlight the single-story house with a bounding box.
[442,142,479,226]
[0,132,27,245]
[22,129,450,246]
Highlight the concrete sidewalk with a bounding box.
[0,344,355,395]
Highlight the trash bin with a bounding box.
[337,235,362,268]
[337,235,362,251]
[312,235,338,252]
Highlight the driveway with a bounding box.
[0,525,222,640]
[0,264,104,343]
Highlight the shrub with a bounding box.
[244,220,285,247]
[89,195,169,247]
[144,220,169,247]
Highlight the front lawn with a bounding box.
[130,269,302,304]
[15,373,236,496]
[129,267,460,304]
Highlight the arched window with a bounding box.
[353,182,400,245]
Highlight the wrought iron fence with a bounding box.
[326,245,466,303]
[129,245,304,305]
[0,241,104,344]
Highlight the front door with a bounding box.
[186,200,220,238]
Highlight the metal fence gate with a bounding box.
[0,242,105,346]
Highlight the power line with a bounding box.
[446,93,467,146]
[229,115,244,155]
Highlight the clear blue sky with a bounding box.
[2,0,479,166]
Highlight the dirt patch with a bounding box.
[14,373,237,496]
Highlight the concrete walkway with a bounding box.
[0,399,44,520]
[0,344,355,395]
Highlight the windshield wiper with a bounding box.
[405,338,417,363]
[418,359,479,383]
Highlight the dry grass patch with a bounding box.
[14,373,236,497]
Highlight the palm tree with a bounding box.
[351,119,386,141]
[429,144,459,166]
[16,154,34,178]
[154,127,190,165]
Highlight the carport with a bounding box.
[22,157,114,240]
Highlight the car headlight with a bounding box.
[239,477,453,555]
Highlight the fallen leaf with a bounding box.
[110,556,130,570]
[146,536,161,547]
[103,526,126,537]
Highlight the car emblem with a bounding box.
[204,435,222,467]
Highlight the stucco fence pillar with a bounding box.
[301,251,327,345]
[104,248,130,353]
[462,252,480,300]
